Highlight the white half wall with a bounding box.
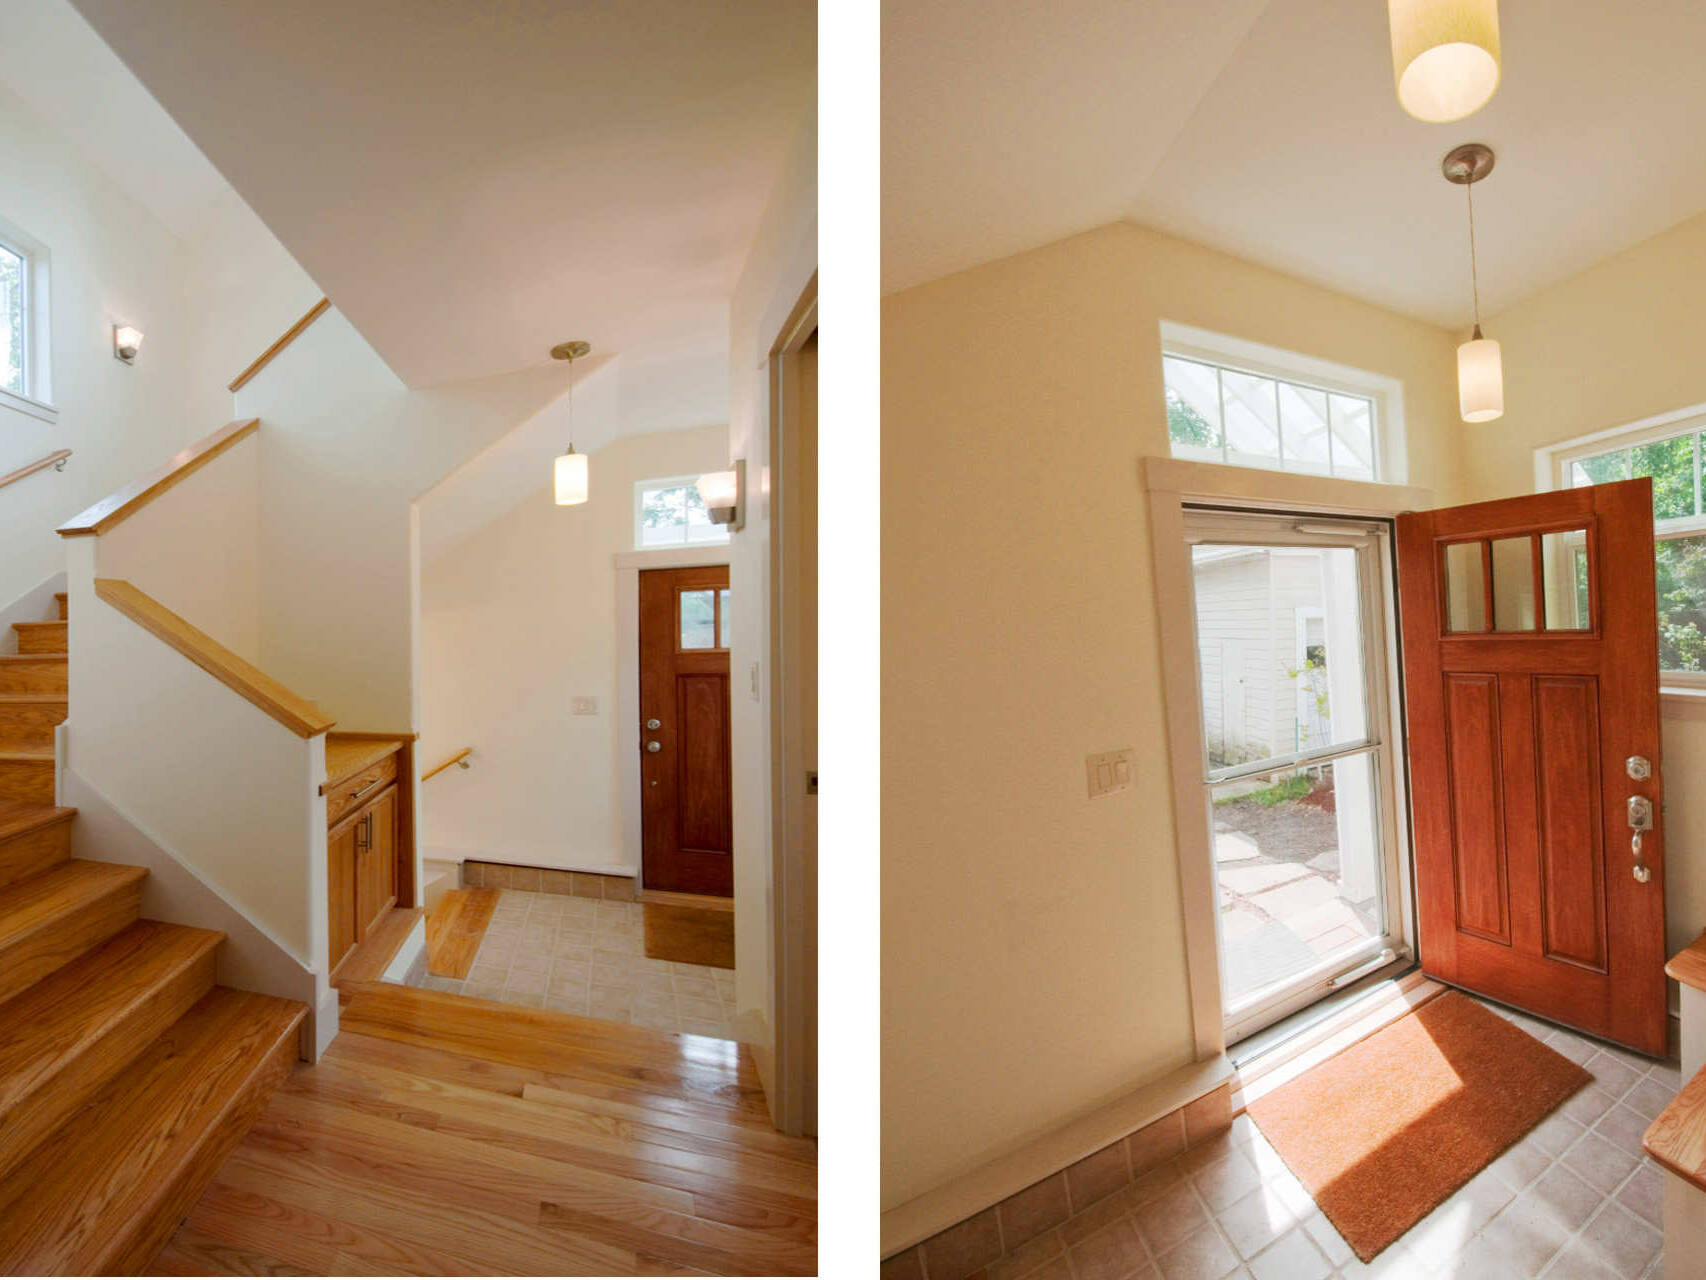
[418,425,728,873]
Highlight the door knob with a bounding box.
[646,718,661,730]
[646,740,661,753]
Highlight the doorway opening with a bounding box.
[1182,507,1413,1044]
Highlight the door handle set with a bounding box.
[1628,757,1654,883]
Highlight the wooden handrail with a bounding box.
[94,578,335,737]
[228,298,331,393]
[58,420,258,538]
[0,449,70,494]
[422,748,472,781]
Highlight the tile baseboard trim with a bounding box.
[461,860,637,901]
[880,1052,1233,1264]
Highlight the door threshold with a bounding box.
[1230,963,1448,1113]
[639,888,735,912]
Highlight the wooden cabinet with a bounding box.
[323,736,413,977]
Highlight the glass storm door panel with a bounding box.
[1396,480,1667,1055]
[1185,512,1404,1042]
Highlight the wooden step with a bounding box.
[0,656,66,694]
[11,621,66,655]
[0,751,54,806]
[0,860,147,1004]
[0,805,75,889]
[0,695,68,751]
[0,920,221,1180]
[0,985,304,1274]
[54,592,67,621]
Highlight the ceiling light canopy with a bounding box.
[1389,0,1501,123]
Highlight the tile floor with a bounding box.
[989,999,1675,1280]
[410,888,738,1039]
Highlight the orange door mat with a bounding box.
[1246,990,1591,1262]
[642,903,735,969]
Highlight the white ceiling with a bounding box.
[884,0,1706,328]
[65,0,814,401]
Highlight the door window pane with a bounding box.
[679,589,717,649]
[1490,536,1538,631]
[1211,752,1385,1005]
[1657,535,1706,673]
[1541,530,1592,630]
[1443,542,1487,632]
[717,588,731,649]
[1192,544,1368,768]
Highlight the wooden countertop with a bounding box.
[1668,931,1706,993]
[321,734,408,796]
[1645,1061,1706,1191]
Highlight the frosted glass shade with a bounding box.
[1457,335,1504,423]
[696,469,738,509]
[1389,0,1501,122]
[554,450,588,505]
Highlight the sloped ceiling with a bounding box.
[885,0,1706,327]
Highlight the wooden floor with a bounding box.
[149,981,816,1276]
[425,886,499,978]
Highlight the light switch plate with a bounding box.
[1087,748,1134,799]
[750,662,761,701]
[571,697,597,716]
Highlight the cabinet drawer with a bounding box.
[327,752,398,826]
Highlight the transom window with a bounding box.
[1557,412,1706,677]
[634,476,729,550]
[1157,321,1405,485]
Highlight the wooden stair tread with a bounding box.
[0,860,146,947]
[0,694,67,703]
[0,749,54,762]
[335,907,424,986]
[1667,931,1706,993]
[0,919,223,1090]
[0,654,66,662]
[0,986,306,1274]
[0,805,74,842]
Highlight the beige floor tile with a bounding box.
[673,973,720,999]
[1154,1222,1238,1280]
[1574,1202,1661,1277]
[1136,1183,1209,1256]
[509,949,551,974]
[1583,1051,1644,1100]
[1213,1186,1296,1260]
[681,1017,732,1038]
[1564,1132,1641,1195]
[1192,1149,1263,1214]
[1245,1227,1328,1280]
[503,968,548,997]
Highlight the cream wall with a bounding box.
[882,221,1465,1208]
[1452,208,1706,967]
[418,425,727,873]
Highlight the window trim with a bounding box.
[1540,402,1706,686]
[0,212,54,424]
[1160,321,1408,485]
[631,474,730,552]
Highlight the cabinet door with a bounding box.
[328,822,359,973]
[355,785,399,939]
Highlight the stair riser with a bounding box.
[0,702,66,751]
[12,624,66,655]
[0,660,66,694]
[0,947,217,1184]
[0,818,72,890]
[99,1012,298,1274]
[0,880,142,1005]
[0,759,52,806]
[55,595,67,622]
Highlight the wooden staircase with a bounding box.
[0,591,308,1274]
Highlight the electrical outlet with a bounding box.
[1086,748,1133,799]
[571,697,597,716]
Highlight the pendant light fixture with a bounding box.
[1444,143,1502,424]
[550,340,591,505]
[1388,0,1501,123]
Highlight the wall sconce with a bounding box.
[697,460,745,531]
[113,325,144,365]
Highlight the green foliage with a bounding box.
[1166,389,1218,448]
[1249,773,1314,807]
[1658,536,1706,672]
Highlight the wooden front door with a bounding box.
[1397,478,1667,1054]
[639,566,734,896]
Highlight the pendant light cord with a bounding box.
[1466,180,1482,335]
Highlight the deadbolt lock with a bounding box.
[1628,755,1652,781]
[646,718,661,730]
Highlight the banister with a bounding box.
[228,297,331,393]
[0,449,70,494]
[93,578,335,737]
[422,748,473,781]
[58,420,258,538]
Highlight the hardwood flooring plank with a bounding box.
[425,887,498,978]
[151,1226,315,1277]
[521,1082,817,1162]
[540,1199,814,1276]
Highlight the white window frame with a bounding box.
[0,212,55,424]
[1160,321,1408,486]
[631,474,729,552]
[1538,401,1706,687]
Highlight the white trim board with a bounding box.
[613,546,732,879]
[1144,458,1432,1060]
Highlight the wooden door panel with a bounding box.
[1398,478,1666,1054]
[640,565,734,896]
[328,824,358,974]
[1442,673,1509,944]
